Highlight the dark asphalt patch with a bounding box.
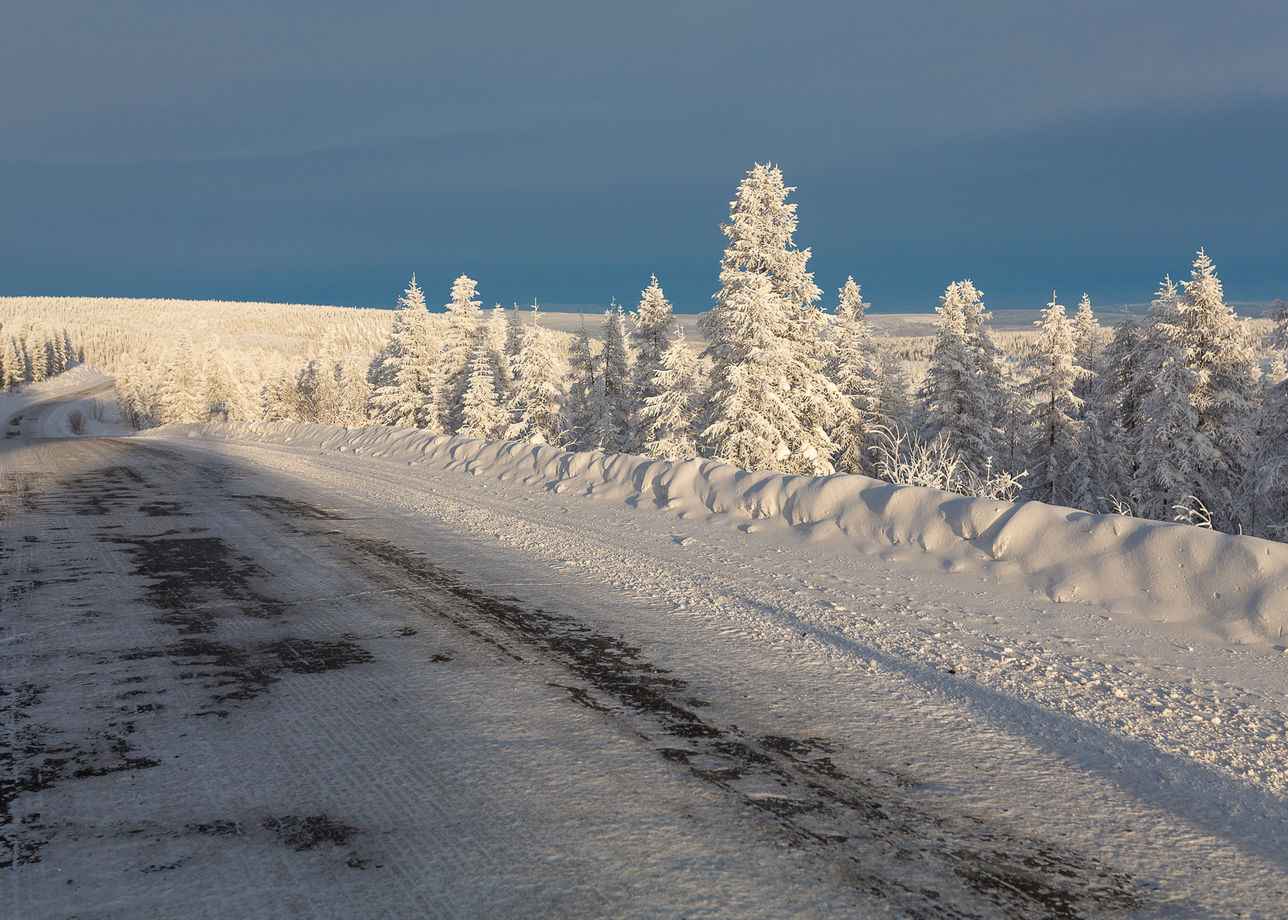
[1,449,376,870]
[0,682,160,868]
[109,535,285,632]
[263,814,358,851]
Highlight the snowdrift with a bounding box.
[159,422,1288,643]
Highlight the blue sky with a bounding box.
[3,1,1285,313]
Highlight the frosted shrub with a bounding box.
[870,426,1025,501]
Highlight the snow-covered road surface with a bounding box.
[4,384,1288,918]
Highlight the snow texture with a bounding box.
[160,421,1288,645]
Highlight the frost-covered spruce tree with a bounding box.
[587,302,637,453]
[291,357,327,422]
[1071,293,1102,409]
[206,347,250,422]
[259,367,298,422]
[504,306,563,445]
[1248,370,1288,539]
[441,274,484,431]
[1135,347,1214,524]
[0,337,13,391]
[1139,252,1261,530]
[1268,299,1288,346]
[1066,293,1108,508]
[458,333,510,439]
[49,331,67,375]
[28,333,48,383]
[701,269,802,470]
[158,337,207,424]
[505,302,524,363]
[114,358,150,428]
[486,305,513,403]
[876,351,911,435]
[1267,300,1288,380]
[561,320,598,450]
[922,281,996,473]
[641,326,701,461]
[963,283,1006,432]
[1026,293,1085,505]
[700,163,837,474]
[632,275,678,405]
[335,358,374,425]
[1099,311,1153,503]
[827,277,884,474]
[368,275,442,429]
[3,336,26,390]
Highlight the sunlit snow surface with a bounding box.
[5,370,1288,917]
[158,422,1288,900]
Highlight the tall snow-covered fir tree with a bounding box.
[1135,344,1214,524]
[1247,369,1288,540]
[1136,251,1261,530]
[3,336,25,390]
[486,305,513,404]
[458,332,510,439]
[632,275,679,406]
[1266,300,1288,381]
[700,269,803,471]
[826,276,884,474]
[205,347,251,423]
[922,280,997,473]
[1247,301,1288,538]
[587,302,637,453]
[441,274,485,431]
[700,163,837,475]
[49,330,67,375]
[115,357,157,428]
[505,302,525,365]
[1099,311,1153,507]
[641,326,701,462]
[560,319,598,450]
[504,306,563,445]
[28,334,48,383]
[1026,293,1085,505]
[1071,293,1102,410]
[1064,293,1107,510]
[368,275,441,429]
[158,337,206,424]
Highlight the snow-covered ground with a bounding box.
[163,420,1288,796]
[0,365,128,438]
[6,370,1288,916]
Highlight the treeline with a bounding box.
[0,297,391,425]
[362,165,1288,540]
[5,166,1287,540]
[0,324,81,391]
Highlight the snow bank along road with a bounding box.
[4,382,1288,918]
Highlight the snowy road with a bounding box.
[3,389,1288,917]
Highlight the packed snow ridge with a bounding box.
[164,419,1288,644]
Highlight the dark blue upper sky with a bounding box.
[3,0,1285,313]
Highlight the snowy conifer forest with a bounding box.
[3,164,1286,540]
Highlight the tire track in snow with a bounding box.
[238,496,1148,920]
